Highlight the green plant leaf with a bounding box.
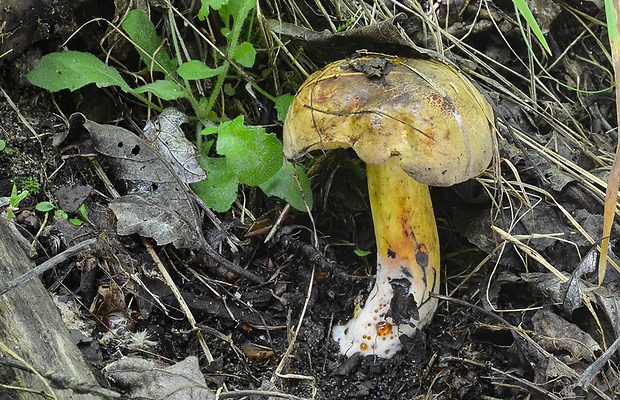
[78,203,88,220]
[54,209,69,220]
[201,126,220,136]
[197,0,229,20]
[216,116,283,186]
[354,249,372,257]
[177,61,225,80]
[36,201,56,212]
[223,83,236,96]
[218,0,254,27]
[273,93,294,123]
[233,42,256,68]
[606,0,619,46]
[192,156,239,212]
[122,9,177,74]
[259,160,313,211]
[133,80,186,100]
[10,187,29,208]
[512,0,551,55]
[0,140,5,151]
[27,51,131,93]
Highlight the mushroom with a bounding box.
[283,54,494,358]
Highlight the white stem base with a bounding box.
[331,255,437,358]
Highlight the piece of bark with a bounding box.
[0,219,100,399]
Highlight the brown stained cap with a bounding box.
[283,55,495,187]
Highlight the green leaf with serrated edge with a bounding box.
[177,61,225,80]
[122,9,177,74]
[134,80,186,100]
[273,93,294,123]
[216,116,283,186]
[36,201,56,212]
[259,160,313,211]
[192,156,239,212]
[233,42,256,68]
[27,51,131,93]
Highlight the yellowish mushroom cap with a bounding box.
[283,55,495,186]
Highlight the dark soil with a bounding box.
[1,0,619,399]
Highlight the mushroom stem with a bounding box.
[332,157,440,358]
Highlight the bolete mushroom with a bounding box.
[283,54,494,358]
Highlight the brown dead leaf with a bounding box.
[532,308,600,365]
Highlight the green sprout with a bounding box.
[6,183,29,220]
[36,201,83,226]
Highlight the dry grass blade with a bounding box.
[598,0,620,285]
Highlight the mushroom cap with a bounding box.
[282,55,495,187]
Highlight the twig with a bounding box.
[196,236,265,284]
[442,356,561,400]
[265,203,290,243]
[0,351,120,399]
[0,87,45,156]
[577,333,620,389]
[143,239,214,363]
[271,267,315,385]
[0,238,97,296]
[277,227,349,280]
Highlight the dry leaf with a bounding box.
[104,356,214,400]
[142,108,206,184]
[532,308,600,364]
[62,113,203,249]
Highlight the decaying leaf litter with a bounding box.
[0,0,619,398]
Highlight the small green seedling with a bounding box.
[354,249,372,257]
[36,201,83,225]
[0,139,5,152]
[6,183,29,220]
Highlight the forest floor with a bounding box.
[1,0,619,399]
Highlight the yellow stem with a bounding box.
[331,157,441,358]
[367,157,440,323]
